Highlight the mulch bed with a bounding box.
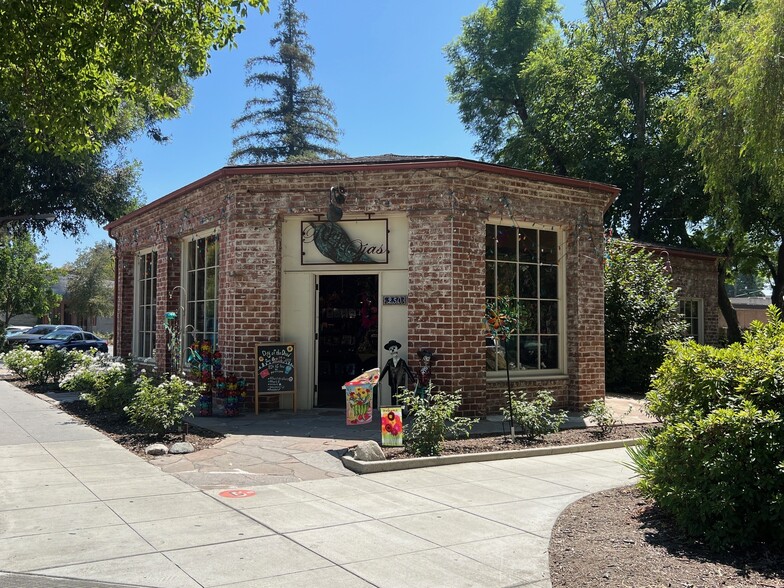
[3,375,223,458]
[550,486,784,588]
[383,423,656,459]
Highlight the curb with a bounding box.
[342,437,641,474]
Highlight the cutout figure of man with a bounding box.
[379,339,415,406]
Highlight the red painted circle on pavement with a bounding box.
[219,489,256,498]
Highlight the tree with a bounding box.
[445,0,709,245]
[604,239,685,391]
[0,106,140,238]
[0,234,61,329]
[63,242,115,329]
[0,0,269,155]
[230,0,345,163]
[679,0,784,322]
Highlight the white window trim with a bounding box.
[679,298,704,343]
[181,229,220,350]
[132,247,158,360]
[484,219,567,379]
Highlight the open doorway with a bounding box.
[316,274,379,407]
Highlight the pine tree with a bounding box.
[230,0,345,163]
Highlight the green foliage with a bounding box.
[397,385,478,457]
[0,106,140,239]
[583,399,631,438]
[501,390,566,439]
[230,0,344,163]
[445,0,709,243]
[124,374,202,435]
[0,234,61,329]
[1,347,45,382]
[679,0,784,310]
[604,239,685,392]
[61,355,136,413]
[0,346,85,385]
[0,0,269,154]
[63,241,115,323]
[630,308,784,549]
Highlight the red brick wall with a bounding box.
[668,254,720,345]
[110,164,613,414]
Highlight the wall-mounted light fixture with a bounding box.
[327,186,347,222]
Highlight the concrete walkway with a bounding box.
[0,378,638,588]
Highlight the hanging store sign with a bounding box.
[301,219,389,265]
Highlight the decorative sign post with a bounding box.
[255,343,298,415]
[380,406,404,447]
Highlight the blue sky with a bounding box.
[40,0,585,267]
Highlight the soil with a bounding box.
[3,375,224,458]
[550,486,784,588]
[383,423,656,459]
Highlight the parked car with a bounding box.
[4,326,31,338]
[5,324,82,347]
[27,331,109,353]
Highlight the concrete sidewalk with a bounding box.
[0,378,638,588]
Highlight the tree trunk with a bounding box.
[628,80,647,239]
[717,249,742,344]
[771,240,784,312]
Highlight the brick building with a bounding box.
[107,155,620,414]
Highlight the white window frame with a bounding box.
[679,298,704,343]
[133,248,158,360]
[183,231,219,349]
[485,220,566,379]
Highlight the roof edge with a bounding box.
[106,157,620,231]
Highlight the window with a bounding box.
[679,299,703,342]
[485,224,562,373]
[135,250,157,359]
[185,234,219,347]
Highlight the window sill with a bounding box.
[486,372,568,383]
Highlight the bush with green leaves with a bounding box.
[629,308,784,549]
[397,384,477,457]
[583,398,631,438]
[124,374,202,435]
[61,355,136,413]
[1,346,45,382]
[501,390,567,440]
[604,239,685,392]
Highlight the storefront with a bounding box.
[107,155,619,414]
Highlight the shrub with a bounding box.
[604,239,685,392]
[501,390,567,440]
[124,374,202,435]
[583,398,631,438]
[629,308,784,549]
[397,384,477,456]
[40,347,82,384]
[1,347,44,381]
[61,355,136,413]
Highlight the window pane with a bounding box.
[497,263,516,296]
[540,301,558,334]
[497,226,517,261]
[519,264,537,298]
[541,336,559,369]
[206,268,216,299]
[485,225,496,258]
[520,336,539,369]
[519,229,537,262]
[519,300,538,334]
[540,231,558,264]
[188,241,197,271]
[540,265,558,299]
[485,263,496,297]
[206,238,217,267]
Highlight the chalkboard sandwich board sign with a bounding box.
[255,343,298,414]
